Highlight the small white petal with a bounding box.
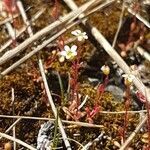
[64,45,71,52]
[71,45,77,52]
[122,74,135,84]
[83,35,88,39]
[122,74,127,78]
[71,30,81,36]
[60,51,66,56]
[101,65,105,71]
[71,31,78,36]
[72,51,77,56]
[122,74,135,80]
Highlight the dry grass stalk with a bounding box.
[0,118,21,140]
[0,19,77,76]
[119,115,147,150]
[0,13,19,25]
[112,1,125,48]
[137,46,150,62]
[39,59,72,150]
[0,1,149,149]
[81,132,105,150]
[11,88,16,150]
[5,22,16,40]
[0,115,103,128]
[0,132,36,150]
[0,0,100,65]
[17,0,33,36]
[0,1,111,76]
[100,110,147,114]
[0,8,45,53]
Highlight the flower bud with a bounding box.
[4,142,12,150]
[122,74,135,86]
[101,65,110,75]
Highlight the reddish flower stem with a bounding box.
[136,90,150,148]
[70,45,81,109]
[145,95,150,149]
[123,85,131,142]
[71,60,79,105]
[96,75,109,106]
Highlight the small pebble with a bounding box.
[4,142,12,150]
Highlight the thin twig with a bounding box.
[78,95,88,110]
[17,0,33,36]
[100,110,147,114]
[39,59,72,150]
[0,6,31,26]
[81,132,105,150]
[0,132,36,150]
[5,22,16,40]
[12,88,16,150]
[137,46,150,62]
[119,115,147,150]
[85,0,115,18]
[0,8,45,53]
[0,1,113,76]
[50,137,84,149]
[0,20,77,76]
[0,118,21,140]
[63,0,115,24]
[112,1,125,48]
[0,115,103,128]
[0,13,19,25]
[0,0,100,65]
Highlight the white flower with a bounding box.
[59,45,77,60]
[71,29,88,41]
[101,65,110,75]
[122,74,135,85]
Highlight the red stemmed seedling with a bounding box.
[85,105,100,124]
[95,65,110,106]
[63,99,86,121]
[121,74,135,142]
[84,65,110,124]
[136,90,150,149]
[122,87,131,142]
